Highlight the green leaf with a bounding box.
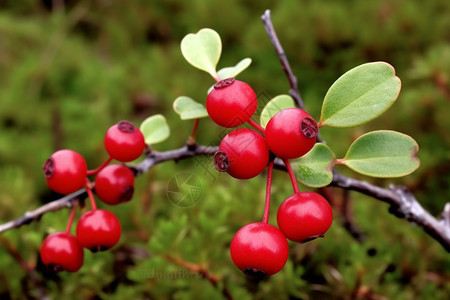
[217,58,252,79]
[319,62,401,128]
[291,143,336,188]
[173,96,208,120]
[341,130,420,177]
[140,114,170,145]
[260,95,296,128]
[180,28,221,78]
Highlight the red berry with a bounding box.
[277,192,333,243]
[43,149,87,194]
[40,232,84,272]
[265,108,318,159]
[230,222,289,277]
[214,128,269,179]
[76,209,121,252]
[104,121,145,162]
[94,164,135,205]
[206,78,257,128]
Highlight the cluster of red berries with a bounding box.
[40,121,145,272]
[207,78,333,276]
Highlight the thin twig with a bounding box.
[262,9,450,252]
[261,9,324,143]
[0,192,83,234]
[331,173,450,251]
[0,236,49,299]
[341,189,366,242]
[261,10,303,109]
[163,254,234,300]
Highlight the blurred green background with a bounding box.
[1,0,449,299]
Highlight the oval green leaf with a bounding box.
[173,96,208,120]
[140,114,170,145]
[291,143,336,188]
[260,95,296,128]
[341,130,420,177]
[217,58,252,79]
[319,62,401,128]
[180,28,221,78]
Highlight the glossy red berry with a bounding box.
[206,78,257,128]
[230,222,289,277]
[40,232,84,272]
[277,192,333,243]
[104,121,145,162]
[265,108,319,159]
[214,128,269,179]
[76,209,121,252]
[94,164,135,205]
[43,149,87,194]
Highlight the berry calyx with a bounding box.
[43,149,87,194]
[40,232,84,272]
[230,222,289,277]
[265,108,318,159]
[277,192,333,243]
[206,78,257,128]
[214,128,269,179]
[76,209,121,252]
[104,120,145,162]
[94,164,135,205]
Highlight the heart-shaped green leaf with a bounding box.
[319,62,401,128]
[291,143,336,188]
[260,95,296,128]
[140,114,170,145]
[341,130,420,177]
[217,58,252,79]
[180,28,221,78]
[173,96,208,120]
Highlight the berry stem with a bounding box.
[64,204,77,234]
[262,160,274,224]
[247,119,265,134]
[85,179,97,210]
[187,118,200,146]
[283,159,300,194]
[86,156,113,176]
[335,158,346,165]
[212,72,221,82]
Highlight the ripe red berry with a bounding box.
[214,128,269,179]
[43,149,87,194]
[206,78,257,128]
[265,108,318,159]
[94,164,135,205]
[104,121,145,162]
[76,209,121,252]
[40,232,84,272]
[277,192,333,243]
[230,222,289,277]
